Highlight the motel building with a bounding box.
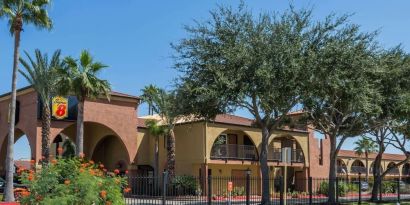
[0,87,408,194]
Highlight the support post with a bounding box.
[397,178,401,204]
[162,171,168,205]
[279,176,284,205]
[246,169,250,205]
[208,173,212,205]
[336,177,339,203]
[308,177,312,205]
[358,172,362,205]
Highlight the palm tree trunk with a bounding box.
[166,129,176,178]
[365,152,369,182]
[76,100,84,156]
[41,105,51,164]
[260,126,270,205]
[4,28,22,202]
[154,136,159,178]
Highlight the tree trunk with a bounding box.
[328,135,337,204]
[260,126,270,205]
[41,105,51,164]
[154,136,159,178]
[365,152,369,182]
[167,129,176,178]
[4,28,22,202]
[76,100,84,156]
[370,150,383,201]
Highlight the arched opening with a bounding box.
[350,160,366,174]
[403,163,410,176]
[337,159,348,174]
[210,130,258,161]
[0,129,33,178]
[268,135,305,163]
[91,135,129,174]
[51,134,75,159]
[386,162,400,175]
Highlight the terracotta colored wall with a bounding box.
[308,129,330,178]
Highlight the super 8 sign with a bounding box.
[52,96,68,119]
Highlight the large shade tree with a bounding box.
[56,50,111,156]
[353,136,377,182]
[301,22,382,202]
[141,85,180,177]
[0,0,52,201]
[366,47,410,201]
[19,49,63,164]
[172,4,353,204]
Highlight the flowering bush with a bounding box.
[17,157,129,205]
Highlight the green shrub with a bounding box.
[317,181,353,197]
[171,175,199,195]
[18,157,128,205]
[382,181,396,193]
[232,187,245,196]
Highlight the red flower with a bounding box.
[125,170,129,174]
[79,152,85,158]
[100,190,107,199]
[64,180,70,185]
[114,169,120,175]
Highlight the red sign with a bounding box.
[227,181,233,192]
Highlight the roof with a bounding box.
[338,150,407,161]
[14,160,32,170]
[0,85,139,100]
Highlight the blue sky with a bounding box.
[2,1,410,159]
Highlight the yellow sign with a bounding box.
[52,96,68,119]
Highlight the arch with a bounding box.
[0,128,34,177]
[53,121,131,164]
[337,158,348,174]
[386,162,400,175]
[369,161,384,174]
[402,163,410,176]
[91,135,130,172]
[268,134,305,164]
[210,129,259,161]
[350,159,366,174]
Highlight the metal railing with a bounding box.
[350,166,367,174]
[210,144,258,161]
[337,166,348,174]
[267,148,304,163]
[387,168,400,175]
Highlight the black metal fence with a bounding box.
[124,172,410,204]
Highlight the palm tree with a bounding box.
[0,0,52,201]
[56,50,111,156]
[354,136,378,182]
[145,119,166,182]
[141,85,180,177]
[19,49,62,164]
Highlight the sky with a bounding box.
[1,0,410,159]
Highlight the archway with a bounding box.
[403,163,410,176]
[337,159,348,174]
[91,135,130,173]
[210,130,258,161]
[369,162,384,174]
[51,134,75,159]
[0,129,33,177]
[268,135,305,163]
[386,162,400,175]
[350,160,366,174]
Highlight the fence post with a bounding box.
[308,177,312,205]
[280,176,284,205]
[335,177,339,203]
[246,170,250,205]
[397,178,401,204]
[208,173,212,205]
[358,172,362,205]
[162,171,168,205]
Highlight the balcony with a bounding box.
[210,144,258,161]
[267,148,304,163]
[350,166,367,174]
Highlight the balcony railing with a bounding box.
[267,148,304,163]
[387,168,400,175]
[337,166,348,174]
[350,166,367,174]
[210,144,258,161]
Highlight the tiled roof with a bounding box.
[210,114,255,126]
[338,150,407,161]
[14,160,32,170]
[110,91,140,100]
